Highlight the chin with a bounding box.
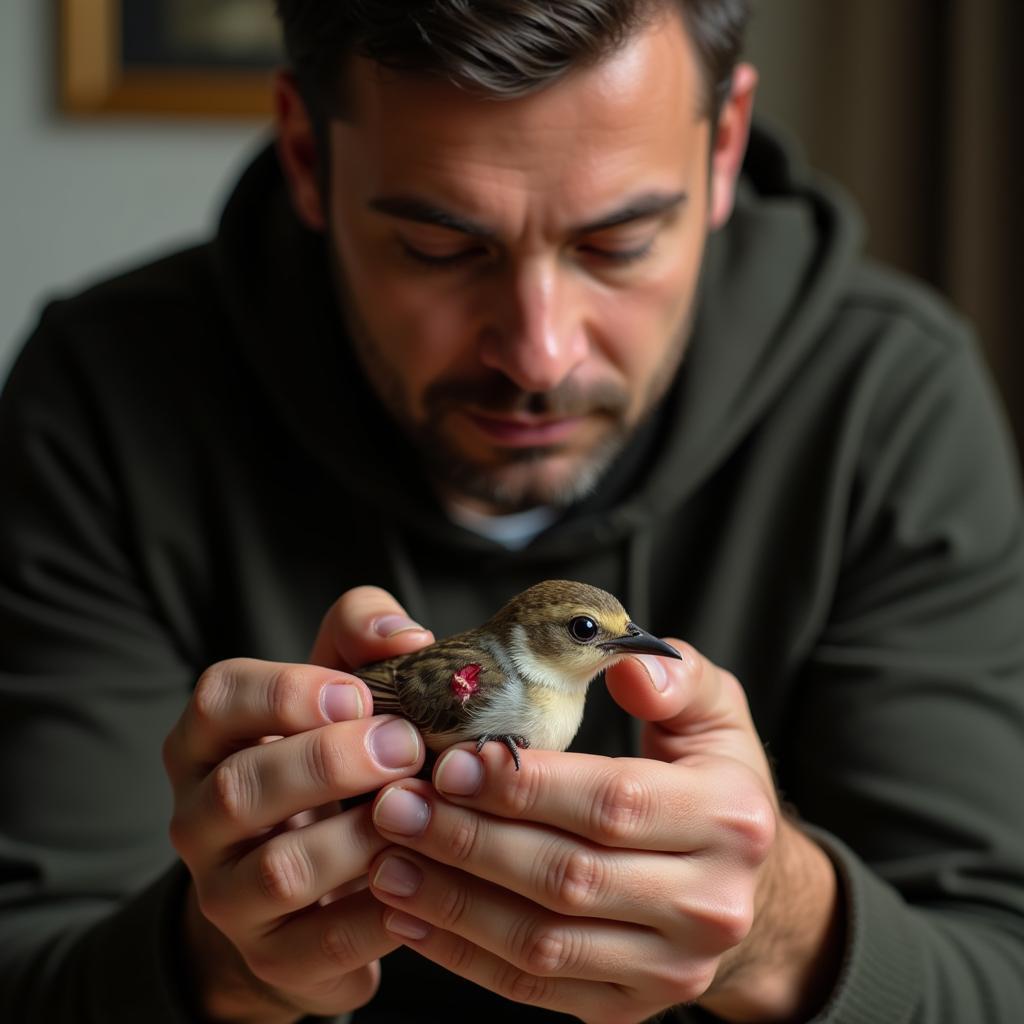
[445,444,623,512]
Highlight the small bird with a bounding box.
[355,580,681,769]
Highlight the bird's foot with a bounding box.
[476,734,530,771]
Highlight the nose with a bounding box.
[477,259,588,393]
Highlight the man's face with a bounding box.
[321,13,721,513]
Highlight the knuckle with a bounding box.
[194,882,231,931]
[671,962,718,1004]
[518,922,580,977]
[440,932,477,975]
[307,728,351,791]
[544,845,605,913]
[718,784,777,866]
[436,881,472,930]
[679,882,756,951]
[244,946,289,989]
[321,920,363,972]
[167,811,205,868]
[742,806,777,866]
[591,769,651,844]
[446,813,484,864]
[500,759,546,818]
[209,757,256,826]
[257,839,316,909]
[160,729,179,777]
[167,812,196,859]
[703,897,755,949]
[267,666,309,729]
[192,662,236,726]
[494,960,554,1006]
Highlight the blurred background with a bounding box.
[1,0,1020,454]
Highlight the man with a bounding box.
[1,1,1022,1021]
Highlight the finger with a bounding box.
[309,586,434,671]
[372,911,654,1023]
[175,717,424,863]
[243,889,399,1009]
[605,643,767,771]
[165,658,373,783]
[201,803,390,933]
[368,849,692,995]
[605,640,723,727]
[370,780,744,933]
[282,799,342,833]
[432,744,774,856]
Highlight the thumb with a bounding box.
[605,641,761,767]
[309,585,435,671]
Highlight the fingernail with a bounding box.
[374,787,430,835]
[373,855,422,897]
[374,614,426,638]
[435,748,484,797]
[385,910,431,941]
[321,682,364,722]
[635,654,669,692]
[369,719,422,769]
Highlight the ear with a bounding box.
[273,69,327,232]
[708,62,758,231]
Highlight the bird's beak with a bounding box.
[598,624,682,660]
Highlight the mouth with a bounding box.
[463,410,585,448]
[598,623,681,660]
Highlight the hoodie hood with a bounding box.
[212,124,864,566]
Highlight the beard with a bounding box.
[403,371,634,512]
[327,243,690,514]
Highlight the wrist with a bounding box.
[700,817,845,1023]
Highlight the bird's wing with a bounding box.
[391,642,498,740]
[354,658,406,718]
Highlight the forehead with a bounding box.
[330,11,706,217]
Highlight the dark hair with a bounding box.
[275,0,750,122]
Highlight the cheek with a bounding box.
[586,257,701,390]
[582,190,707,385]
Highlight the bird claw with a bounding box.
[476,734,530,770]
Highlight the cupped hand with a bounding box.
[162,588,435,1022]
[365,643,841,1023]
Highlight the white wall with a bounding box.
[0,2,268,378]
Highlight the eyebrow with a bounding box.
[368,190,688,239]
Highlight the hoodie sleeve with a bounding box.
[787,315,1024,1023]
[0,311,202,1021]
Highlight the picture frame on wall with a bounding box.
[60,0,281,117]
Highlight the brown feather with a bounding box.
[352,581,636,756]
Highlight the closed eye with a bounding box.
[578,240,656,265]
[403,239,655,268]
[400,241,486,267]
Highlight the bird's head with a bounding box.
[488,580,682,693]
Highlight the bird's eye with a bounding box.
[568,616,599,643]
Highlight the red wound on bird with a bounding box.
[451,664,482,702]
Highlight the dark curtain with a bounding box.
[746,0,1023,457]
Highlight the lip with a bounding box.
[463,410,584,448]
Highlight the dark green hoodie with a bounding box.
[2,127,1023,1022]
